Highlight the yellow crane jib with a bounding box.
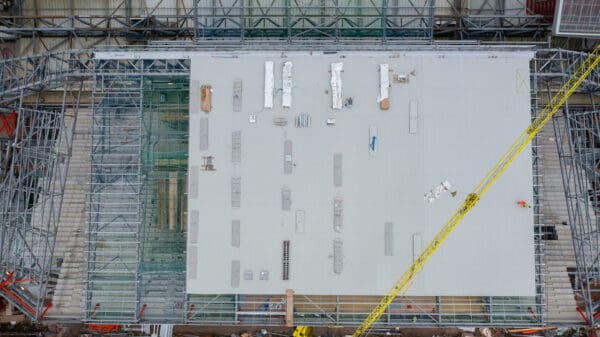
[352,44,600,337]
[293,326,314,337]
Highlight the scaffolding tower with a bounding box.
[87,58,189,323]
[0,51,84,320]
[549,48,600,324]
[87,61,144,322]
[138,75,188,322]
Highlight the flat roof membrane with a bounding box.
[187,51,535,296]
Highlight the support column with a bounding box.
[286,289,294,327]
[169,172,178,231]
[4,301,14,316]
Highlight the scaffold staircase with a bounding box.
[46,108,91,319]
[538,122,580,322]
[87,72,143,322]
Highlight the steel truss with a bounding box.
[193,0,435,41]
[0,0,551,54]
[548,48,600,324]
[192,0,550,42]
[0,55,83,320]
[0,50,92,103]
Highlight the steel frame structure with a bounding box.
[0,50,92,103]
[87,61,144,322]
[0,2,585,328]
[81,46,546,326]
[530,62,546,327]
[547,48,600,325]
[2,45,544,327]
[553,0,600,38]
[0,37,600,326]
[184,294,542,326]
[87,57,189,322]
[138,75,188,322]
[0,0,551,55]
[0,50,84,320]
[192,0,436,41]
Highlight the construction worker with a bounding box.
[517,200,531,209]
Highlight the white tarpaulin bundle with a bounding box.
[282,61,293,108]
[424,180,452,203]
[378,64,389,103]
[331,62,343,109]
[264,61,274,108]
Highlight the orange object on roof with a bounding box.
[88,324,120,333]
[201,85,212,112]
